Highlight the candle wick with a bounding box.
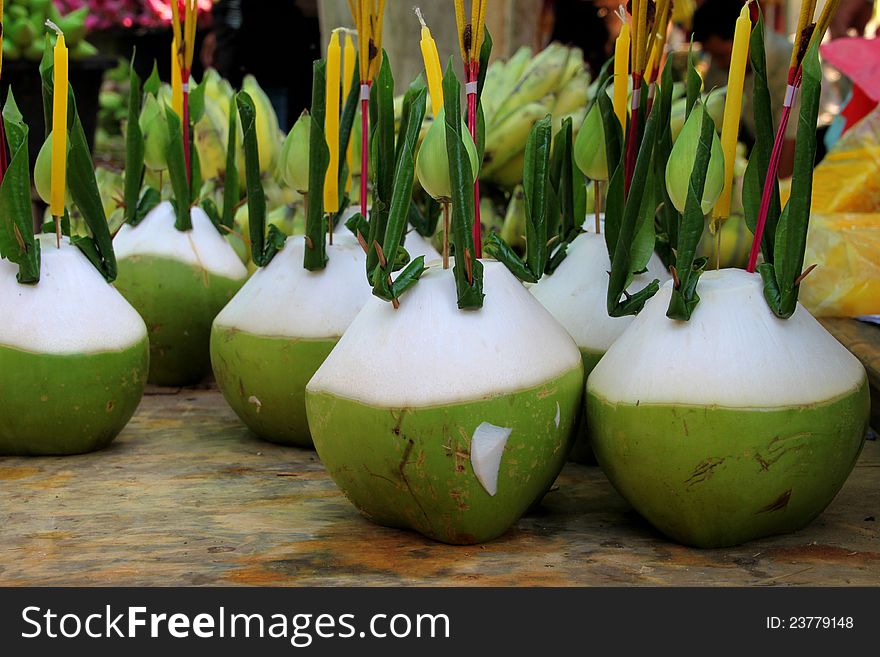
[44,19,64,36]
[615,5,628,24]
[414,6,427,29]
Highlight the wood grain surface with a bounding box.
[1,383,877,587]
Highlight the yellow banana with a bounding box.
[491,44,569,124]
[483,102,550,176]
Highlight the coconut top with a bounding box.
[213,235,372,339]
[113,201,248,280]
[530,232,670,352]
[588,268,866,407]
[307,260,582,407]
[0,236,147,354]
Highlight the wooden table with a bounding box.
[1,382,877,587]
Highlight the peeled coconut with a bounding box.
[0,235,149,455]
[305,260,584,544]
[587,269,869,548]
[114,201,248,386]
[211,234,372,446]
[530,229,670,461]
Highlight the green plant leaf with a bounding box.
[134,187,161,226]
[238,91,278,267]
[407,192,442,237]
[143,61,161,96]
[372,87,427,303]
[390,256,427,298]
[606,96,661,317]
[66,83,118,281]
[485,232,537,283]
[742,7,781,264]
[221,94,239,229]
[523,114,553,279]
[597,77,623,260]
[764,38,822,319]
[164,106,192,231]
[188,77,206,124]
[653,57,677,269]
[477,27,493,100]
[304,59,330,271]
[365,53,395,278]
[443,59,484,309]
[123,54,145,226]
[666,101,715,320]
[0,90,41,284]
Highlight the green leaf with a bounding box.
[372,87,427,303]
[123,54,145,226]
[201,197,222,229]
[143,61,161,96]
[304,59,330,271]
[189,126,202,204]
[606,96,661,317]
[66,84,118,281]
[477,27,493,100]
[653,57,677,269]
[221,94,239,229]
[666,101,715,320]
[742,7,781,265]
[365,53,395,278]
[485,232,538,283]
[523,115,553,279]
[408,193,442,237]
[597,77,623,260]
[443,59,484,309]
[345,211,369,241]
[237,91,273,266]
[0,90,41,284]
[188,77,206,124]
[394,73,426,166]
[390,256,427,298]
[765,38,822,319]
[164,106,192,231]
[134,187,161,226]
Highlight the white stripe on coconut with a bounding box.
[530,231,670,353]
[470,422,513,496]
[0,235,147,354]
[588,268,866,407]
[114,201,248,280]
[213,234,372,338]
[308,260,582,407]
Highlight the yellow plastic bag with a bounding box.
[800,212,880,317]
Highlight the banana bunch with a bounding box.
[480,43,590,189]
[2,0,96,61]
[193,70,284,185]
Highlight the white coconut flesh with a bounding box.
[213,234,372,339]
[113,201,248,280]
[0,235,147,354]
[530,231,670,353]
[588,268,867,408]
[470,422,513,496]
[307,259,582,408]
[334,205,441,261]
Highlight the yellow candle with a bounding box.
[50,30,68,218]
[171,36,183,118]
[613,22,630,136]
[324,30,342,213]
[343,32,356,193]
[713,4,751,219]
[416,8,444,118]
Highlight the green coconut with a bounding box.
[305,261,584,544]
[0,235,149,455]
[586,268,870,548]
[211,235,373,446]
[113,201,248,386]
[530,229,669,462]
